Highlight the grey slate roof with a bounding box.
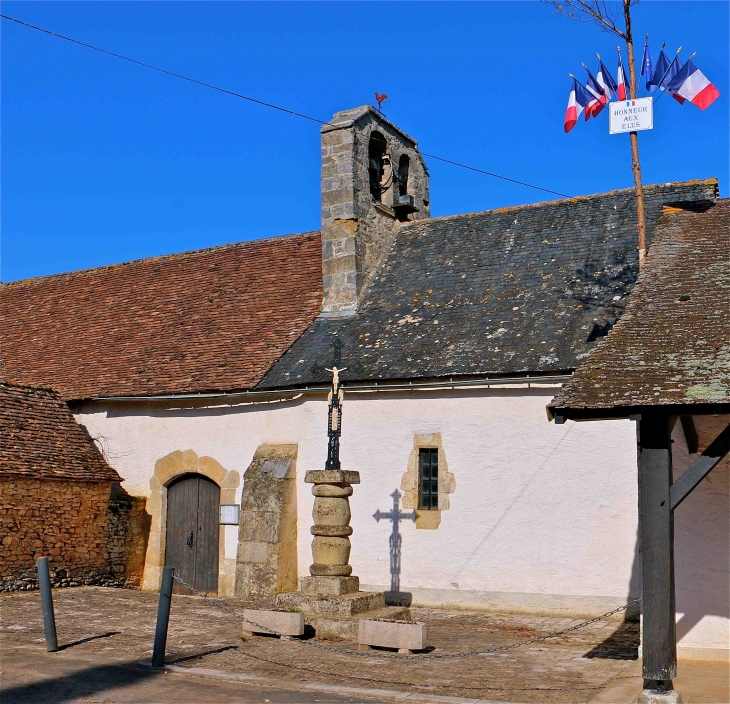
[259,180,718,389]
[549,198,730,415]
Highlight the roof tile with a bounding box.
[550,198,730,412]
[0,381,122,481]
[1,233,323,399]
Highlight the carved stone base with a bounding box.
[301,576,359,596]
[309,563,352,577]
[638,689,683,704]
[276,588,385,618]
[275,575,411,640]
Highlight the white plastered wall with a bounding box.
[74,387,728,654]
[670,415,729,657]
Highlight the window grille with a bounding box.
[418,448,439,509]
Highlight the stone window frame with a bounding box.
[142,449,240,596]
[400,433,455,530]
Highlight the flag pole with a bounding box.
[622,0,648,270]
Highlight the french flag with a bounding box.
[597,59,617,101]
[666,58,721,110]
[584,68,608,118]
[616,51,628,100]
[564,77,589,133]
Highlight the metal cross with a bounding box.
[324,361,345,470]
[309,338,363,470]
[373,489,415,594]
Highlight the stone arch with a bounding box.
[368,130,390,202]
[142,449,240,594]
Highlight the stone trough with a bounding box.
[241,609,305,638]
[358,618,427,654]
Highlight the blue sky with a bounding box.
[2,1,727,282]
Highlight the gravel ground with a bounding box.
[0,586,640,703]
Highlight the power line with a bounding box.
[0,13,571,199]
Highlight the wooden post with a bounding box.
[623,0,648,270]
[638,413,677,685]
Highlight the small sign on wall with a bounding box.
[219,504,240,525]
[609,97,653,134]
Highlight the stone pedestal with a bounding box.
[638,689,683,704]
[275,469,409,639]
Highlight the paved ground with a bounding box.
[0,587,726,704]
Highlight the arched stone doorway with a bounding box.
[142,449,240,595]
[165,474,220,594]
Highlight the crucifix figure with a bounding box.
[310,338,363,470]
[373,489,415,594]
[325,361,345,470]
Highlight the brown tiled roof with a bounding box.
[0,381,122,481]
[0,233,323,399]
[549,199,730,415]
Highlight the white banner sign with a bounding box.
[609,97,654,134]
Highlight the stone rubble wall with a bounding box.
[0,477,149,591]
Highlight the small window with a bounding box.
[398,154,410,197]
[418,448,439,509]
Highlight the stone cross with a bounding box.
[373,489,415,594]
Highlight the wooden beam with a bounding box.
[638,412,677,683]
[671,423,730,510]
[680,415,699,454]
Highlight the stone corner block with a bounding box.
[638,690,683,704]
[304,470,360,485]
[358,619,426,651]
[241,609,304,637]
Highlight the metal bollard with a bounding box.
[36,557,58,652]
[151,565,174,667]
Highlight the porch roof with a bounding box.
[549,199,730,421]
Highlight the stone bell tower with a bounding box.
[320,106,430,314]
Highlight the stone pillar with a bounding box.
[235,444,298,599]
[276,467,410,637]
[300,469,360,596]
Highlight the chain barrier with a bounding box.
[171,572,641,661]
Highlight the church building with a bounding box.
[1,106,725,659]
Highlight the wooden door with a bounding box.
[165,474,220,595]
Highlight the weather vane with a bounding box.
[375,92,389,115]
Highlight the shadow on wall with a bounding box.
[373,489,415,607]
[107,484,151,589]
[586,416,730,660]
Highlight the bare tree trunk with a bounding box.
[623,0,647,269]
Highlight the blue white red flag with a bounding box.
[641,37,654,91]
[665,58,721,110]
[648,49,670,91]
[616,50,628,100]
[596,59,617,101]
[564,77,589,133]
[584,67,608,118]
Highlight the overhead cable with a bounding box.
[0,13,571,199]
